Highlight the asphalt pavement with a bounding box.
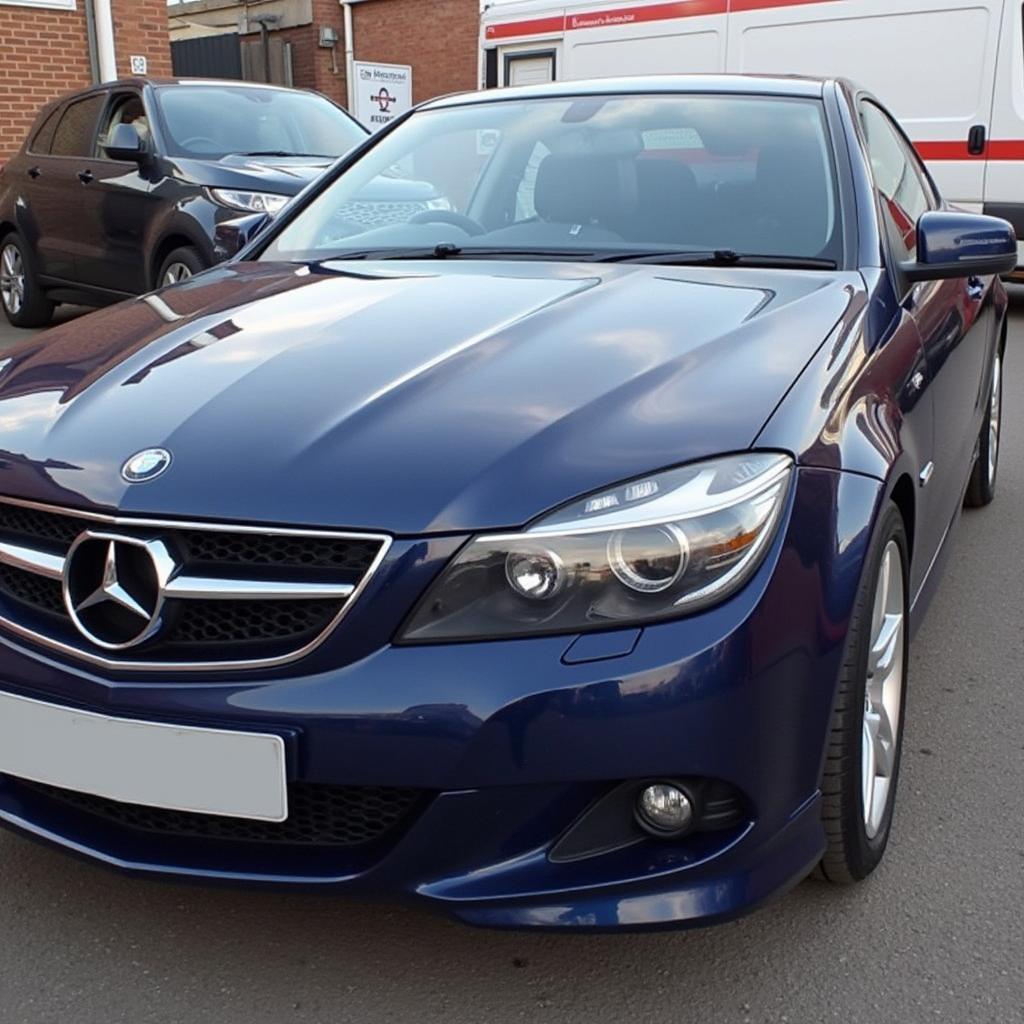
[0,298,1021,1024]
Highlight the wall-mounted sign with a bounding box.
[130,55,148,75]
[353,61,412,132]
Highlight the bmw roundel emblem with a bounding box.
[121,448,172,483]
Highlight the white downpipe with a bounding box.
[92,0,117,82]
[342,2,356,111]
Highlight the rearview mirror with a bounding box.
[102,122,146,163]
[903,211,1017,281]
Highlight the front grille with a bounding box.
[171,599,339,645]
[177,530,381,573]
[0,498,388,669]
[0,563,65,616]
[336,199,428,229]
[0,502,84,546]
[19,778,426,847]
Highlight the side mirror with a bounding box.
[213,212,272,262]
[903,211,1017,281]
[102,122,147,163]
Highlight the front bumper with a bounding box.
[0,468,881,930]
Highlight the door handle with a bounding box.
[967,124,986,156]
[77,169,94,184]
[27,166,41,179]
[967,276,985,300]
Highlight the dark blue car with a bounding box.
[0,76,1014,930]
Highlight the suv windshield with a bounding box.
[262,92,843,266]
[154,85,366,160]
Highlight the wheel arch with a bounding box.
[887,472,916,568]
[149,233,207,289]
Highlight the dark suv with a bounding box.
[0,78,442,328]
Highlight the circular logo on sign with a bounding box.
[121,448,172,483]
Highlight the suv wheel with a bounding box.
[157,246,206,288]
[1,233,54,328]
[964,347,1003,508]
[818,502,909,883]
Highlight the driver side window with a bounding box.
[860,102,934,263]
[98,93,150,157]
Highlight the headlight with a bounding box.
[400,452,793,642]
[209,188,289,215]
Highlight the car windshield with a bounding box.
[261,92,843,266]
[154,85,366,160]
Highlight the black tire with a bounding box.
[0,232,54,328]
[155,246,206,289]
[818,502,909,884]
[964,346,1003,508]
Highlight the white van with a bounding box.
[480,0,1024,263]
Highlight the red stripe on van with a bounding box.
[566,1,726,31]
[915,141,1024,161]
[730,0,834,9]
[486,14,567,39]
[485,0,838,39]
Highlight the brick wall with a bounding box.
[0,0,171,160]
[0,5,91,159]
[111,0,173,79]
[352,0,478,104]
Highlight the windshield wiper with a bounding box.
[235,150,330,158]
[598,249,838,270]
[317,244,609,262]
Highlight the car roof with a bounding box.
[422,73,832,110]
[59,77,315,98]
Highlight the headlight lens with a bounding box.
[210,188,289,215]
[400,452,793,642]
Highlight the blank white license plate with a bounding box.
[0,690,287,822]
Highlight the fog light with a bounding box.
[636,782,694,837]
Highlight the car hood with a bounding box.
[0,261,859,534]
[186,155,438,201]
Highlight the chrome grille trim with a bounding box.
[0,495,391,673]
[0,539,64,580]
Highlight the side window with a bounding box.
[860,103,932,263]
[28,107,62,155]
[97,93,151,157]
[50,94,105,158]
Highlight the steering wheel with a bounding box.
[408,210,485,236]
[181,136,222,153]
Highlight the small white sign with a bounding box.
[353,61,412,132]
[130,55,148,75]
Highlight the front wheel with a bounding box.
[964,347,1003,508]
[818,502,909,884]
[156,246,207,288]
[0,233,54,328]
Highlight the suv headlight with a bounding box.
[400,452,793,642]
[209,188,289,215]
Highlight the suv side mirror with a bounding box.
[103,122,147,163]
[903,211,1017,281]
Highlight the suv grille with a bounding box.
[336,199,429,229]
[19,778,426,847]
[0,498,389,670]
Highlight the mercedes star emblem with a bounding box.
[63,532,174,650]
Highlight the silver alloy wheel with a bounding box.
[162,262,193,286]
[0,243,25,315]
[988,352,1002,487]
[862,539,905,839]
